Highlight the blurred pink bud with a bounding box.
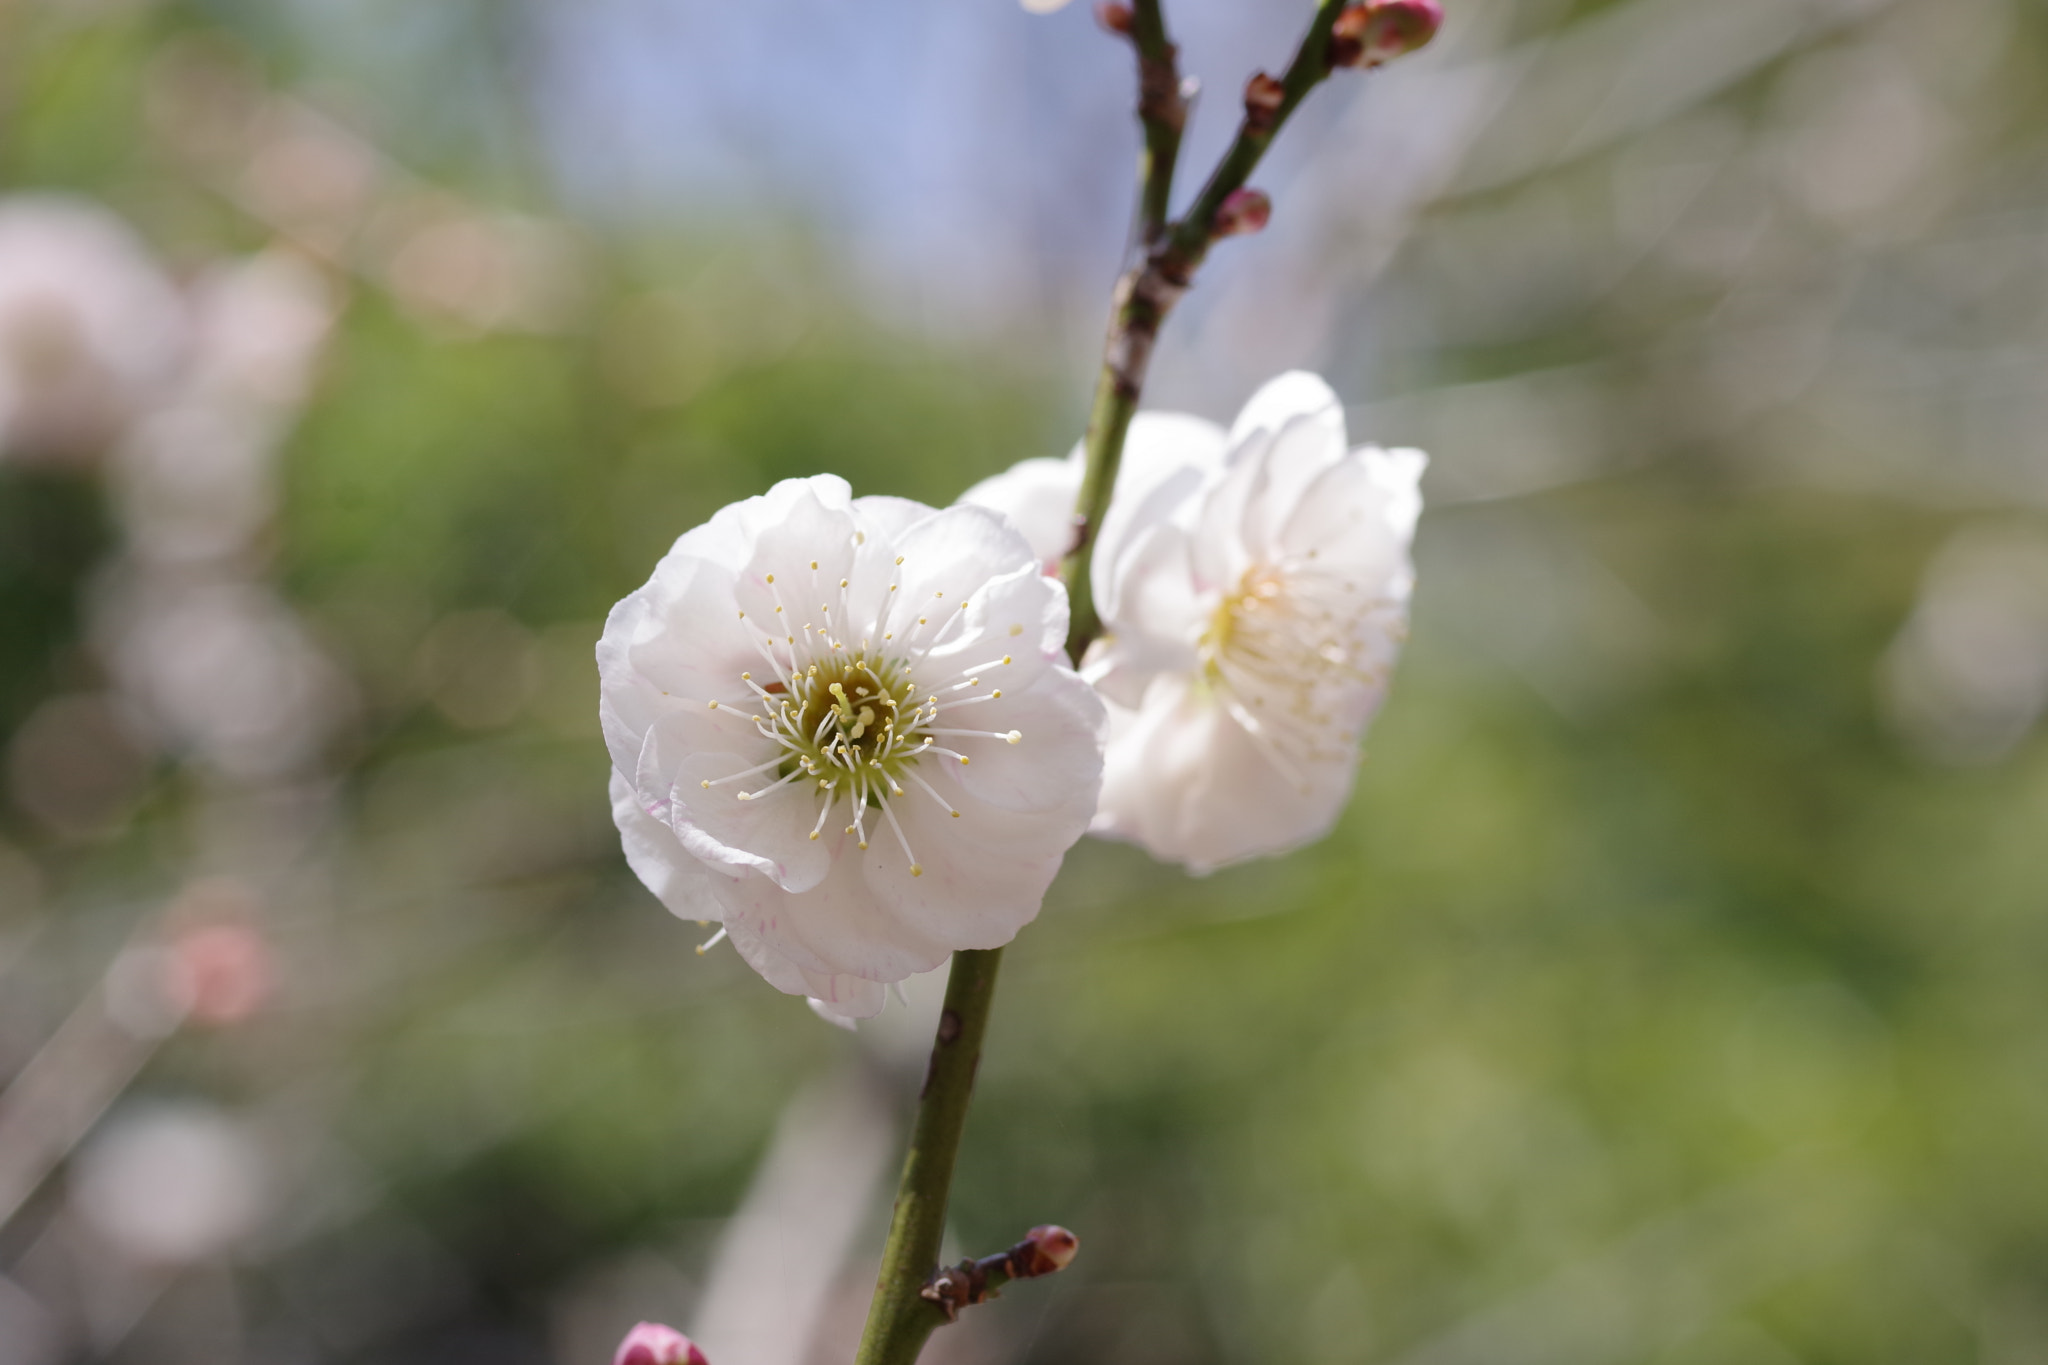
[1093,1,1135,35]
[167,921,273,1027]
[614,1323,708,1365]
[1330,0,1443,68]
[1213,189,1272,238]
[1014,1224,1080,1277]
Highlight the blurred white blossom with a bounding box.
[0,195,187,463]
[70,1103,267,1266]
[182,249,337,413]
[601,475,1103,1018]
[1882,526,2048,766]
[967,373,1423,871]
[97,576,353,782]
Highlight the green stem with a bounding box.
[852,947,1005,1365]
[1063,0,1349,661]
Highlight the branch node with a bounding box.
[1137,44,1188,135]
[920,1226,1081,1324]
[919,1264,984,1324]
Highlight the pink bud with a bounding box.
[1093,1,1135,35]
[1330,0,1443,69]
[159,878,273,1029]
[167,922,273,1027]
[1213,189,1272,239]
[1013,1224,1081,1277]
[614,1323,708,1365]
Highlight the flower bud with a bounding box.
[1213,189,1272,238]
[1012,1224,1080,1278]
[1093,1,1136,35]
[1243,72,1286,130]
[614,1323,708,1365]
[1330,0,1443,69]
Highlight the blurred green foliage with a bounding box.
[4,2,2048,1365]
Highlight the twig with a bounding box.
[855,8,1368,1362]
[1127,0,1188,248]
[1063,0,1351,661]
[920,1225,1081,1322]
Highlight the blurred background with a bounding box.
[2,0,2046,1362]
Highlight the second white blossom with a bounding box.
[964,372,1423,872]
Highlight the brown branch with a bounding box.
[1062,0,1351,662]
[1124,0,1188,248]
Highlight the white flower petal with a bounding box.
[732,485,864,624]
[1095,675,1357,872]
[917,561,1070,701]
[1280,445,1427,568]
[890,503,1039,610]
[1226,370,1344,449]
[636,709,830,893]
[864,767,1096,950]
[609,768,725,922]
[716,842,952,984]
[958,413,1224,597]
[924,671,1105,813]
[1080,528,1204,709]
[597,554,757,778]
[851,493,941,542]
[718,912,811,996]
[1095,414,1225,622]
[807,995,865,1029]
[802,972,888,1023]
[957,456,1077,569]
[1237,411,1348,562]
[1189,428,1268,592]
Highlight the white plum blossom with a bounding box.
[111,251,339,565]
[0,195,188,463]
[963,372,1423,873]
[601,475,1105,1019]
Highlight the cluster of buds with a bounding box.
[613,1323,709,1365]
[1330,0,1443,69]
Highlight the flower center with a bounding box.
[697,557,1031,876]
[1198,558,1393,783]
[772,654,928,788]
